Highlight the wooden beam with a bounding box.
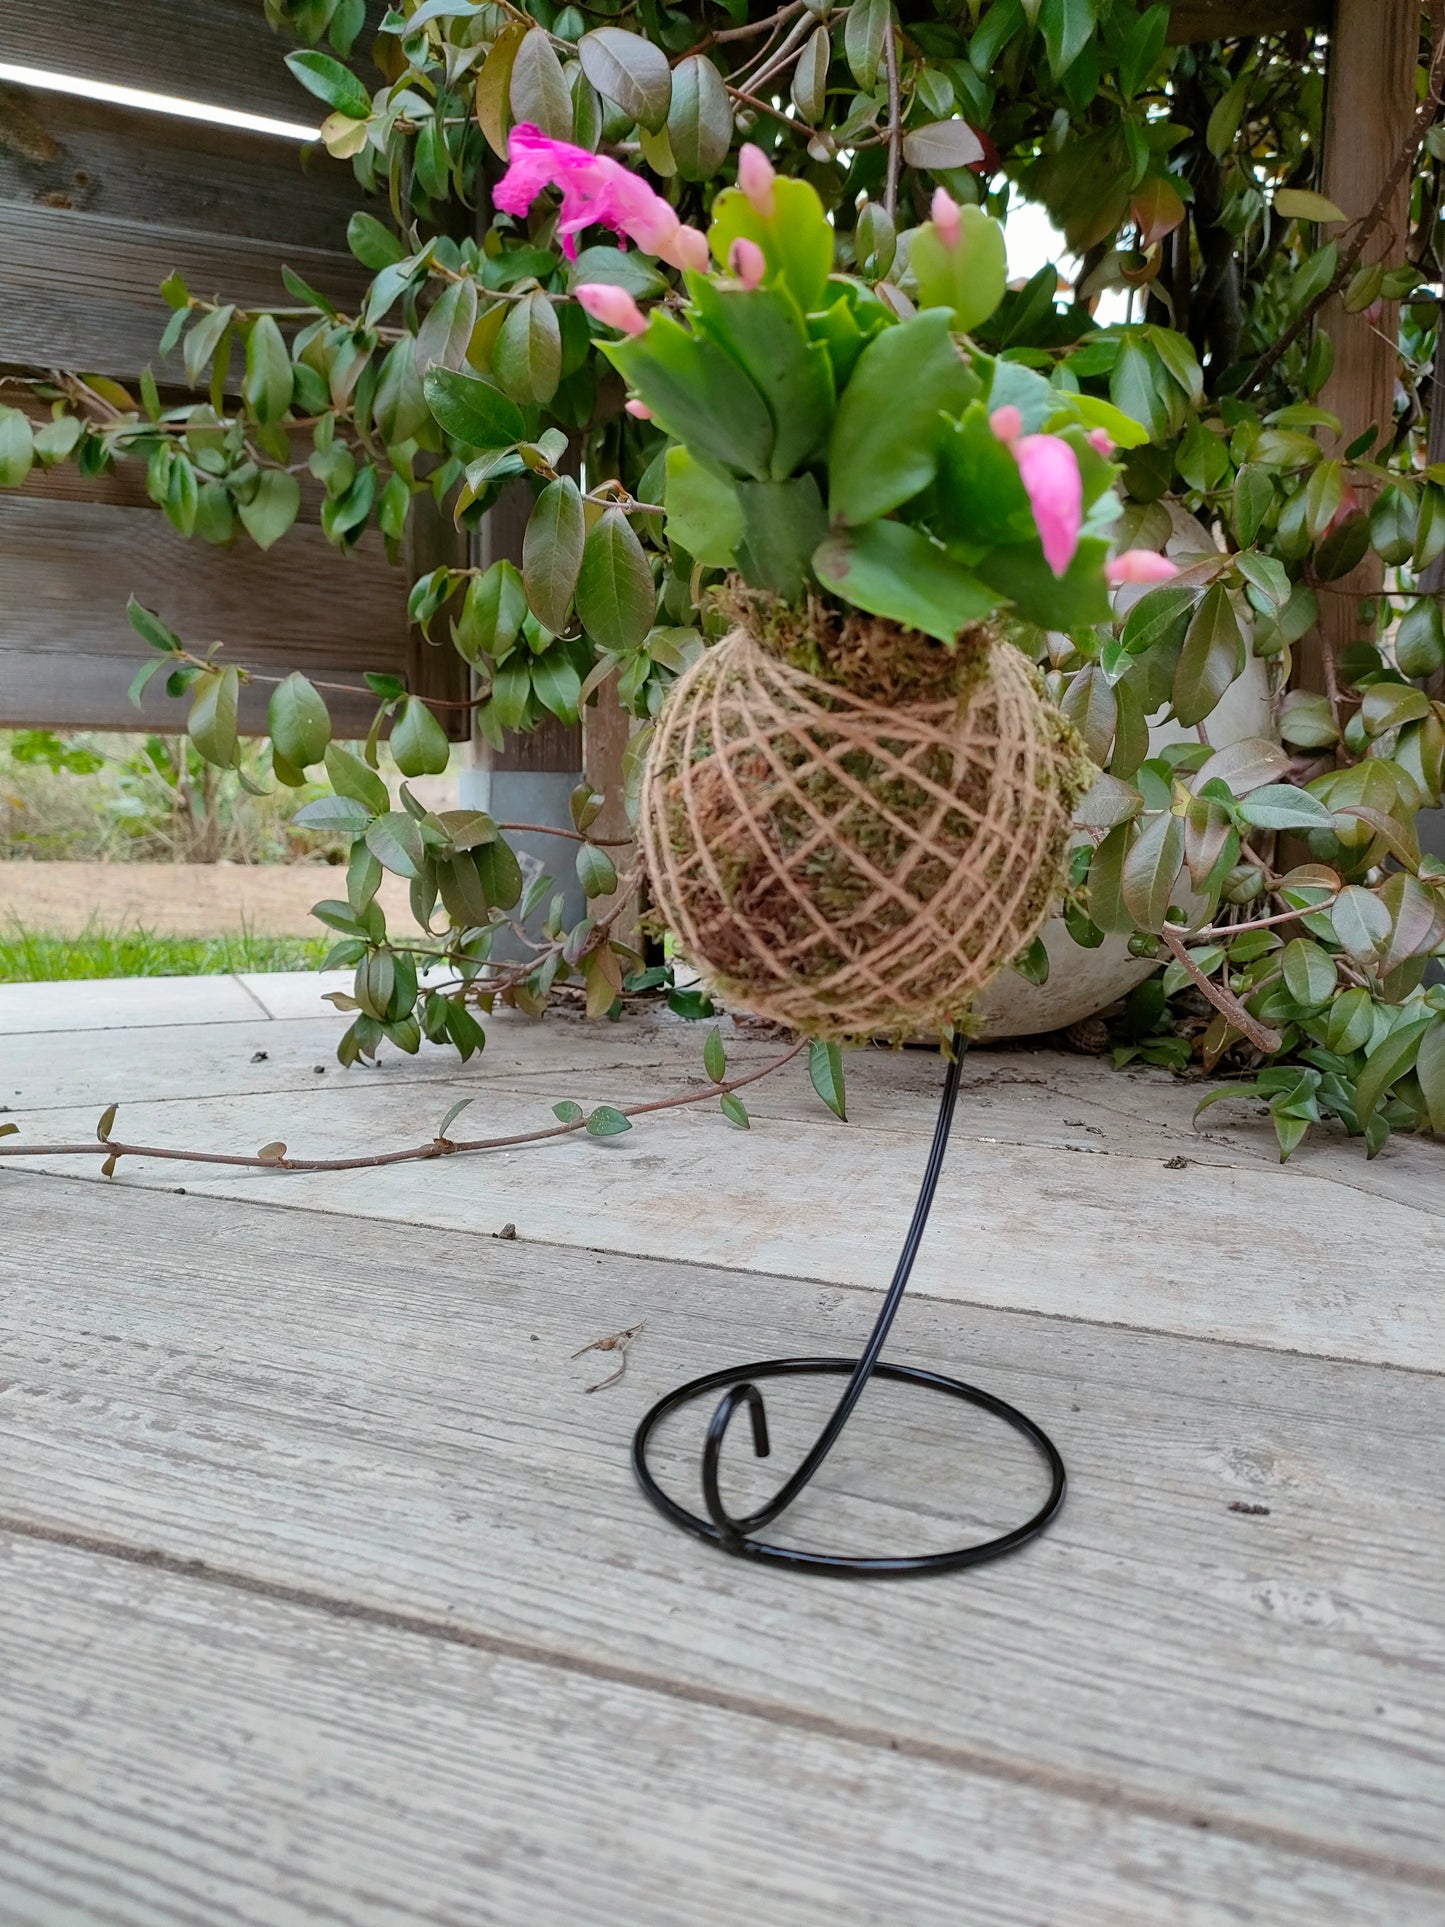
[1307,0,1419,700]
[1166,0,1329,41]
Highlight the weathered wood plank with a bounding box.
[1,1173,1442,1889]
[4,1534,1422,1927]
[0,202,369,377]
[0,84,363,251]
[1,0,370,127]
[1166,0,1328,40]
[0,495,405,733]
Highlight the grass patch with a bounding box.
[0,923,333,983]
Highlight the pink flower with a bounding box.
[1014,433,1083,577]
[1087,428,1113,456]
[728,237,766,289]
[989,404,1023,445]
[624,398,654,420]
[668,224,710,273]
[738,143,776,218]
[1104,549,1178,586]
[495,123,681,263]
[931,187,961,245]
[575,282,649,337]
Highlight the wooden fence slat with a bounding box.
[0,203,370,379]
[0,496,404,734]
[0,85,364,253]
[1166,0,1328,39]
[2,0,374,127]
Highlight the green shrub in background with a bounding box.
[3,1,1445,1156]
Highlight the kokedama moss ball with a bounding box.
[640,614,1092,1041]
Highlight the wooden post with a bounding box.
[1306,0,1418,700]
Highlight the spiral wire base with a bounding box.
[631,1036,1066,1577]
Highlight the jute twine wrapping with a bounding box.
[640,625,1087,1039]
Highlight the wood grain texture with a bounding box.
[1166,0,1328,39]
[0,495,405,733]
[1,0,375,126]
[4,1534,1426,1927]
[1,1172,1442,1896]
[1309,0,1418,700]
[0,201,370,378]
[0,84,363,251]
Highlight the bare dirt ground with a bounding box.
[0,861,411,936]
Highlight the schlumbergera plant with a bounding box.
[3,1,1445,1160]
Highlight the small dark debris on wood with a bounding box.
[313,1064,327,1074]
[250,1051,268,1063]
[1164,1154,1191,1170]
[572,1321,645,1392]
[495,1222,517,1240]
[1228,1500,1271,1516]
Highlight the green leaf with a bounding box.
[566,245,667,302]
[1088,822,1135,933]
[293,794,373,834]
[703,1025,726,1083]
[577,506,656,651]
[813,519,994,642]
[391,697,451,778]
[585,1104,633,1137]
[188,668,240,769]
[423,366,529,448]
[1121,582,1197,655]
[530,647,583,724]
[1416,1017,1445,1133]
[1172,583,1243,728]
[1013,935,1050,985]
[844,0,890,91]
[474,837,524,910]
[669,52,733,178]
[436,1098,476,1140]
[416,277,479,376]
[1281,938,1336,1007]
[269,673,331,770]
[908,208,1006,332]
[737,476,828,602]
[1325,985,1374,1055]
[1121,810,1185,930]
[238,468,301,550]
[366,811,427,880]
[577,842,618,898]
[719,1092,750,1129]
[808,1039,847,1120]
[1330,884,1392,960]
[685,279,834,480]
[126,597,183,654]
[326,743,389,815]
[553,1099,585,1123]
[1237,785,1336,832]
[509,26,575,140]
[242,314,294,425]
[494,291,562,406]
[1233,551,1290,611]
[1394,599,1445,678]
[127,657,169,709]
[605,312,774,479]
[664,446,742,567]
[1192,736,1290,796]
[1354,1017,1435,1126]
[286,49,372,118]
[708,175,834,316]
[578,27,672,132]
[792,23,830,122]
[455,560,528,666]
[1369,484,1417,565]
[523,476,586,633]
[1040,0,1093,76]
[1274,188,1348,224]
[828,309,980,525]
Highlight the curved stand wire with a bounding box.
[631,1034,1067,1576]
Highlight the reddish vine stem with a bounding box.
[1160,927,1282,1053]
[0,1042,809,1178]
[883,15,902,221]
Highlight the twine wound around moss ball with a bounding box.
[640,625,1091,1041]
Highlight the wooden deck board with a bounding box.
[4,1533,1427,1927]
[1,1174,1441,1896]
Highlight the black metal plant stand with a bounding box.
[631,1033,1067,1577]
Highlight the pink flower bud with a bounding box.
[1014,433,1083,578]
[660,223,710,273]
[738,143,776,218]
[624,398,654,420]
[575,282,649,337]
[930,187,961,245]
[1104,549,1178,585]
[989,404,1023,445]
[1087,428,1113,456]
[728,236,767,289]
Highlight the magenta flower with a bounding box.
[988,404,1023,445]
[1013,434,1083,577]
[1105,549,1178,585]
[738,143,776,218]
[728,237,766,289]
[575,283,649,337]
[931,187,962,245]
[495,124,690,265]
